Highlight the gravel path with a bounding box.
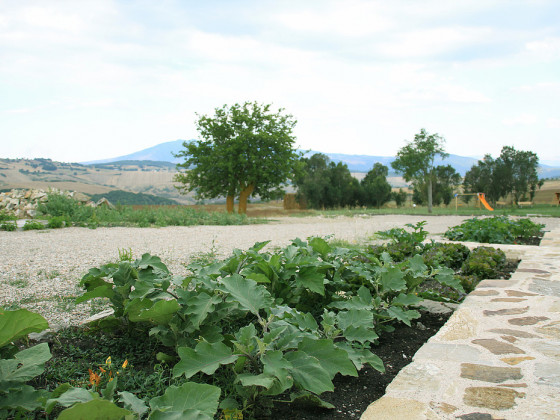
[2,215,559,327]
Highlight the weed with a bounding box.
[0,221,16,231]
[118,247,134,262]
[23,220,45,230]
[7,278,29,289]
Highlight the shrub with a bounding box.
[47,216,67,229]
[461,246,506,279]
[422,243,470,270]
[23,220,44,230]
[0,221,16,231]
[0,211,16,222]
[444,216,544,244]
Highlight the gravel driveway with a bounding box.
[2,215,558,327]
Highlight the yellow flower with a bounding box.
[122,359,128,369]
[105,356,112,366]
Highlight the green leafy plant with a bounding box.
[23,220,45,231]
[461,246,507,279]
[444,216,544,244]
[0,309,51,418]
[0,221,16,231]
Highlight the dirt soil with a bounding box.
[269,311,450,419]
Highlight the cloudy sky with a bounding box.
[1,1,559,164]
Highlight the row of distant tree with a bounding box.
[293,154,407,209]
[172,102,543,214]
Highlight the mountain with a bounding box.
[83,140,483,175]
[83,140,186,164]
[82,139,560,178]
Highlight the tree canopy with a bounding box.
[391,129,448,213]
[361,163,392,208]
[463,146,543,205]
[174,102,300,214]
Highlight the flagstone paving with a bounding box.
[362,230,560,420]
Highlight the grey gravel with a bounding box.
[2,215,559,328]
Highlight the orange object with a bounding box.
[477,193,494,211]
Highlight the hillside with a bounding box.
[0,158,194,204]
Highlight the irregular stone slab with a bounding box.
[516,268,550,274]
[505,290,538,297]
[535,363,560,388]
[529,279,560,297]
[361,396,439,420]
[508,316,549,326]
[463,387,525,410]
[456,413,494,420]
[472,339,525,355]
[429,401,457,415]
[530,341,560,361]
[477,280,515,288]
[536,321,560,339]
[439,308,479,341]
[488,328,538,338]
[484,307,529,316]
[500,335,517,343]
[418,299,458,314]
[460,363,522,383]
[414,343,484,363]
[498,383,527,388]
[491,298,526,303]
[470,290,500,296]
[386,362,441,393]
[549,301,560,312]
[500,356,535,365]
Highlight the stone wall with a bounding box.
[0,188,108,218]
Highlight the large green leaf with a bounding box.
[58,398,132,420]
[184,293,222,330]
[342,326,379,344]
[135,253,169,273]
[173,341,238,379]
[0,384,47,411]
[220,274,272,316]
[0,343,51,386]
[126,299,179,324]
[295,266,325,296]
[75,284,114,304]
[392,293,423,307]
[260,350,294,395]
[290,391,335,409]
[435,267,465,293]
[0,309,49,348]
[336,309,372,330]
[285,351,333,395]
[336,343,385,372]
[309,237,331,258]
[236,373,275,389]
[385,307,420,327]
[119,391,148,416]
[149,382,220,420]
[45,387,94,414]
[298,338,357,378]
[378,266,406,292]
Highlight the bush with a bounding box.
[0,211,16,222]
[444,216,544,244]
[422,243,470,270]
[461,246,506,279]
[23,220,45,230]
[0,221,16,231]
[47,216,67,229]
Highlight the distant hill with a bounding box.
[83,140,187,164]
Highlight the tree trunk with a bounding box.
[238,184,255,214]
[427,176,433,213]
[226,195,234,213]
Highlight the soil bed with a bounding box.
[269,311,450,419]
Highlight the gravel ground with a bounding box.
[2,214,559,328]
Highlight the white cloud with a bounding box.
[525,37,560,59]
[547,117,560,128]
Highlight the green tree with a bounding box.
[463,147,543,206]
[174,102,299,214]
[496,146,543,204]
[294,154,361,209]
[361,163,392,208]
[392,188,408,207]
[391,129,449,213]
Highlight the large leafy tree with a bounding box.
[361,163,392,208]
[174,102,299,214]
[391,129,448,213]
[463,146,543,205]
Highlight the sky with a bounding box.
[1,0,559,165]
